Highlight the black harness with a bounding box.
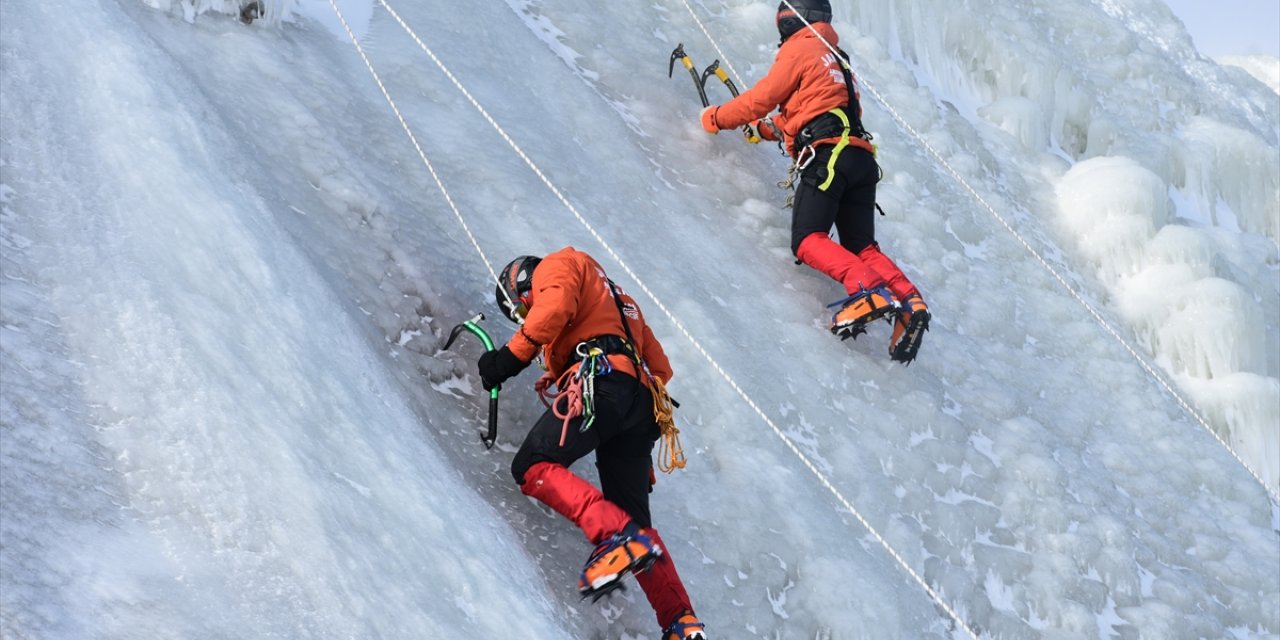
[566,334,636,365]
[790,48,872,157]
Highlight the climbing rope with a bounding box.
[535,345,613,447]
[321,0,505,295]
[320,0,537,323]
[537,368,582,446]
[650,376,687,473]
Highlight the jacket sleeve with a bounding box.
[713,52,802,130]
[507,258,582,362]
[639,322,673,384]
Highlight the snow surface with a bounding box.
[2,0,1277,638]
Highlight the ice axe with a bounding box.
[443,314,500,449]
[669,43,762,143]
[668,43,711,107]
[699,59,741,98]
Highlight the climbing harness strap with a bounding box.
[566,335,637,365]
[818,108,852,191]
[780,47,875,202]
[530,278,688,468]
[605,280,687,474]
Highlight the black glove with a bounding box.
[477,346,529,391]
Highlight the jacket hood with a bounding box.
[781,20,839,48]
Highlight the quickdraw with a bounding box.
[540,343,614,447]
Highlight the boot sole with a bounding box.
[831,305,897,340]
[579,545,661,601]
[890,311,931,364]
[582,578,625,602]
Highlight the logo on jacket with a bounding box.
[821,52,844,85]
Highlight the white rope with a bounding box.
[698,0,1279,506]
[322,0,502,292]
[676,0,749,89]
[332,0,982,636]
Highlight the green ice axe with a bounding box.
[444,314,500,449]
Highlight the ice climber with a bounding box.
[477,248,707,640]
[698,0,931,363]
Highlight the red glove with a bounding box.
[700,106,720,134]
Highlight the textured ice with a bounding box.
[1,0,1277,638]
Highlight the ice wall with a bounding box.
[839,0,1280,491]
[138,0,293,24]
[1058,159,1279,488]
[846,0,1278,235]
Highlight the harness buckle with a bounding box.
[575,342,605,359]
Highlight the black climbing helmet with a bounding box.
[495,255,541,322]
[776,0,832,43]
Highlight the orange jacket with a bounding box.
[712,22,873,157]
[506,247,673,384]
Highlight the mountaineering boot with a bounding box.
[662,611,707,640]
[828,285,898,340]
[579,521,662,601]
[889,293,930,364]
